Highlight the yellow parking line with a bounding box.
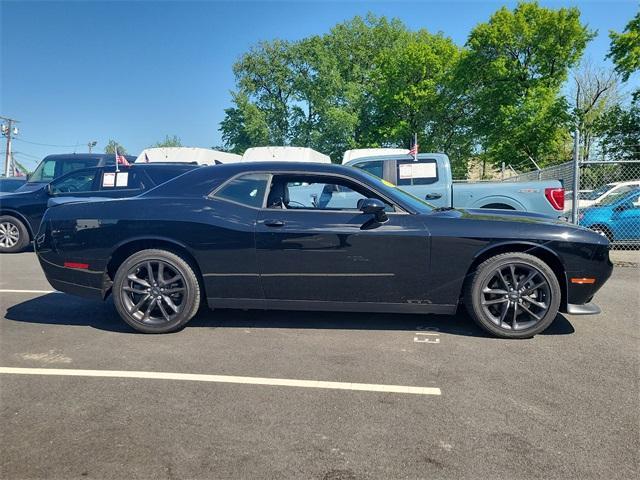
[0,367,441,396]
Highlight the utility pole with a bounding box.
[88,140,97,153]
[1,116,19,177]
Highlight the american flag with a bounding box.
[116,151,130,167]
[408,134,419,160]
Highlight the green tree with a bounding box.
[607,9,640,82]
[152,135,183,148]
[464,1,594,168]
[371,30,472,176]
[104,139,126,155]
[219,14,413,161]
[594,97,640,161]
[220,92,270,153]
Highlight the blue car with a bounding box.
[579,188,640,243]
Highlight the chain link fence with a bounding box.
[506,160,640,249]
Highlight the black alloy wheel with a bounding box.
[464,252,561,338]
[113,249,201,333]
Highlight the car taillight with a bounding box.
[545,187,564,210]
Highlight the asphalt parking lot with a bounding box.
[1,252,638,480]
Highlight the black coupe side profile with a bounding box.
[35,162,613,338]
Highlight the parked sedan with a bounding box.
[35,162,613,339]
[0,163,197,253]
[579,188,640,243]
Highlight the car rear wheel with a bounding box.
[464,252,561,339]
[112,249,201,333]
[0,215,30,253]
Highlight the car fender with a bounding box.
[471,240,566,267]
[106,234,200,274]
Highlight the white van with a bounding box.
[135,147,241,165]
[242,146,331,163]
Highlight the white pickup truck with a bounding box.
[343,150,566,217]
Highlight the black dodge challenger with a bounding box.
[35,162,613,338]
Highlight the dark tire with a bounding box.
[112,249,201,333]
[464,252,561,339]
[0,215,30,253]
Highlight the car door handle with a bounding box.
[425,193,442,200]
[263,219,285,227]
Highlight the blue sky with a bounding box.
[1,0,638,168]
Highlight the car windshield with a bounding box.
[598,190,635,206]
[357,169,435,213]
[29,159,57,182]
[582,184,614,200]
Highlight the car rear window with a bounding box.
[212,173,269,208]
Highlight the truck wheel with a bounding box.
[464,252,561,339]
[112,249,201,333]
[0,216,30,253]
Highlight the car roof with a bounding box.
[42,153,136,160]
[146,161,380,198]
[609,180,640,187]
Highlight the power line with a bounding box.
[14,137,79,148]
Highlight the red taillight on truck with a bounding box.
[545,187,564,211]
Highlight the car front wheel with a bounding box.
[112,249,201,333]
[464,252,561,339]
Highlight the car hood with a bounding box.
[442,207,570,226]
[12,182,47,194]
[0,184,45,199]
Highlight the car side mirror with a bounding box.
[358,198,388,223]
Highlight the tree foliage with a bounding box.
[594,97,640,161]
[152,135,183,148]
[608,8,640,82]
[464,1,594,168]
[219,2,614,174]
[104,139,126,155]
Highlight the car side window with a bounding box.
[354,160,384,179]
[59,160,98,177]
[212,173,270,208]
[396,158,438,186]
[50,170,97,195]
[267,175,394,212]
[99,170,145,190]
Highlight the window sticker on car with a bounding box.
[399,163,413,179]
[115,172,129,187]
[381,179,395,187]
[102,172,116,188]
[411,163,437,179]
